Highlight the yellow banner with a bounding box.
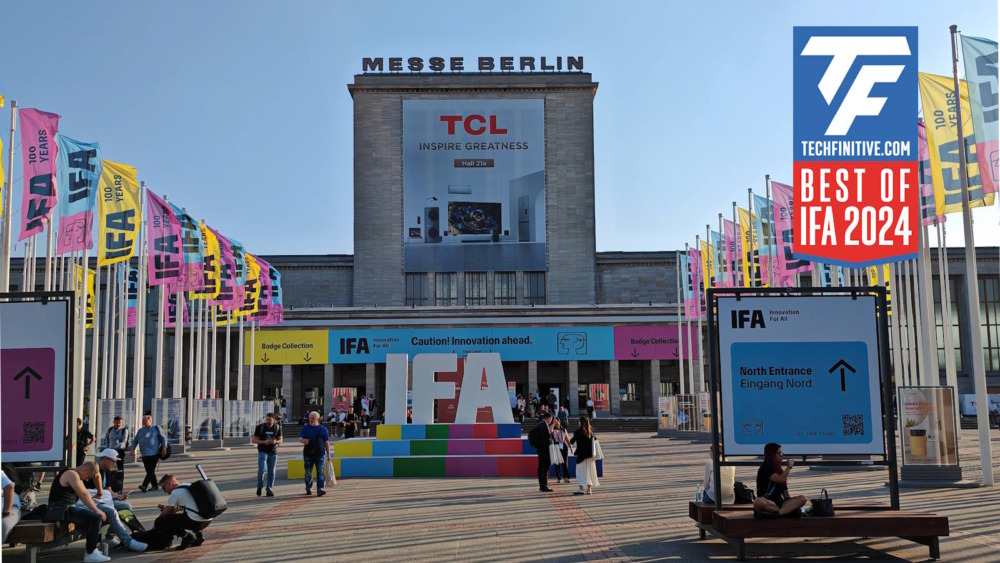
[74,264,96,328]
[244,330,329,365]
[917,73,994,215]
[866,265,893,316]
[190,223,221,300]
[235,254,261,317]
[737,208,762,287]
[699,240,715,288]
[97,160,142,266]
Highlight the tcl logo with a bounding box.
[440,115,507,135]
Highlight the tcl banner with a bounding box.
[793,27,919,267]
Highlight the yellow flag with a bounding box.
[213,305,237,327]
[699,240,715,288]
[737,208,762,287]
[0,93,5,107]
[235,254,261,317]
[190,223,221,300]
[74,264,96,328]
[917,73,994,215]
[866,265,893,316]
[97,160,142,266]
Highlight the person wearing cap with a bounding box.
[85,449,147,552]
[90,449,131,510]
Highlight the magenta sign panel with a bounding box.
[613,325,699,360]
[1,348,56,452]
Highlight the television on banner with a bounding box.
[403,99,545,272]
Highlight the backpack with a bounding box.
[734,481,755,504]
[117,508,145,533]
[527,423,549,450]
[179,479,228,519]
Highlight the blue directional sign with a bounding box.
[718,295,884,455]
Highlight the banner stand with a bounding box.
[896,386,977,489]
[151,397,194,459]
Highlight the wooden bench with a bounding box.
[688,501,891,539]
[711,508,949,561]
[5,520,109,563]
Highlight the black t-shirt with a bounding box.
[756,463,786,500]
[360,414,371,428]
[77,429,93,451]
[345,413,356,426]
[254,423,282,454]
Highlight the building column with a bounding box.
[649,360,661,417]
[281,364,293,418]
[365,363,376,401]
[609,360,620,416]
[323,364,334,418]
[528,361,538,403]
[568,361,580,417]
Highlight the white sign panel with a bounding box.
[0,300,70,463]
[718,295,884,455]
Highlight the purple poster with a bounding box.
[1,348,56,452]
[613,325,698,360]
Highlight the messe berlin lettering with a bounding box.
[362,56,583,73]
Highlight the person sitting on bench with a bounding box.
[753,443,806,517]
[47,461,110,562]
[703,454,735,504]
[154,475,212,550]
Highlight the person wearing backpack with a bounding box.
[155,474,213,550]
[530,411,555,493]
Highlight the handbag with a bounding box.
[810,488,835,517]
[593,437,604,461]
[42,504,67,524]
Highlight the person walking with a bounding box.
[552,420,573,483]
[132,415,168,493]
[571,416,600,495]
[76,418,94,466]
[532,411,554,492]
[104,416,130,475]
[252,412,282,497]
[586,397,595,420]
[298,412,331,497]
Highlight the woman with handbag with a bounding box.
[570,416,600,495]
[550,421,572,483]
[753,442,806,517]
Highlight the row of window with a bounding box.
[406,272,545,306]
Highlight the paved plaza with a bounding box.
[6,429,999,562]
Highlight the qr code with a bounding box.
[23,421,46,444]
[842,414,864,436]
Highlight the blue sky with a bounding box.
[1,0,997,256]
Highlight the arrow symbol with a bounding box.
[673,349,679,358]
[262,353,270,363]
[828,359,856,392]
[13,366,43,399]
[631,348,639,358]
[304,353,312,362]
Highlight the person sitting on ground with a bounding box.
[155,474,213,550]
[753,442,807,517]
[702,452,735,504]
[47,461,110,562]
[84,450,146,552]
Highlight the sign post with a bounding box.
[1,293,74,467]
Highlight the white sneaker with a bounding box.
[127,539,148,552]
[106,536,121,548]
[83,549,111,563]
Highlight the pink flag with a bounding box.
[253,257,272,324]
[207,227,241,312]
[687,248,704,320]
[145,191,184,289]
[770,181,813,279]
[163,291,190,328]
[722,219,741,288]
[18,109,61,241]
[917,122,945,226]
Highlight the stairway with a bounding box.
[286,422,604,479]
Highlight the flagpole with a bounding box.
[134,184,149,422]
[211,306,218,401]
[43,226,54,291]
[937,222,958,392]
[224,311,232,404]
[22,237,32,291]
[173,290,185,405]
[950,24,992,486]
[193,295,203,402]
[237,317,245,400]
[89,264,102,433]
[249,320,256,401]
[765,175,775,286]
[917,221,938,385]
[201,299,209,399]
[891,261,910,385]
[0,100,16,291]
[118,262,129,397]
[74,245,88,436]
[732,203,741,287]
[684,242,694,395]
[695,234,705,393]
[675,251,685,395]
[154,285,165,399]
[188,293,197,402]
[909,259,928,386]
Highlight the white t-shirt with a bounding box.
[168,484,209,522]
[586,399,594,408]
[703,460,736,504]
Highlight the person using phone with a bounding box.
[252,412,283,497]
